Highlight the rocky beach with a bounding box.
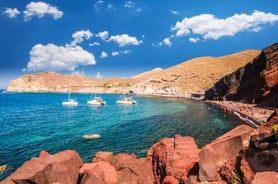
[1,42,278,183]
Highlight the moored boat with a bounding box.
[87,96,106,106]
[117,95,137,105]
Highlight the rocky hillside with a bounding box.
[7,50,260,96]
[205,42,278,108]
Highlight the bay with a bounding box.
[0,92,241,180]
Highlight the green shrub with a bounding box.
[273,124,278,141]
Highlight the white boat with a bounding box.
[62,99,78,106]
[87,96,106,106]
[62,88,78,106]
[117,95,137,105]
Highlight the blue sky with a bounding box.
[1,0,278,88]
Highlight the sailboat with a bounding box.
[87,82,106,106]
[116,94,137,105]
[62,86,78,106]
[87,94,106,106]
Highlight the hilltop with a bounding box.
[7,49,260,96]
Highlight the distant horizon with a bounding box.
[1,0,278,88]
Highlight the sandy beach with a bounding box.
[207,100,274,126]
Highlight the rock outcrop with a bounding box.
[198,124,258,182]
[1,150,83,184]
[92,151,154,184]
[205,42,278,108]
[251,171,278,184]
[147,135,200,183]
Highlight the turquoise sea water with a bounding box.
[0,92,242,180]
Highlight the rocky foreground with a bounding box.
[1,110,278,184]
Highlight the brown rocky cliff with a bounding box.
[205,42,278,108]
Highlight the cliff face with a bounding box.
[7,50,260,96]
[205,42,278,108]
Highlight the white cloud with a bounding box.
[23,2,63,21]
[171,10,278,40]
[96,31,109,41]
[94,1,104,10]
[163,38,172,46]
[100,51,108,58]
[4,8,20,18]
[121,50,131,54]
[70,30,93,46]
[109,34,142,47]
[95,72,102,79]
[112,51,120,56]
[170,10,179,15]
[152,41,163,47]
[25,43,96,72]
[106,3,116,11]
[89,42,100,47]
[125,1,135,8]
[189,37,200,43]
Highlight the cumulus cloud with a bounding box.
[96,31,109,41]
[100,51,108,58]
[163,38,172,46]
[70,30,93,46]
[109,34,142,47]
[4,8,20,18]
[23,1,63,21]
[24,43,96,72]
[171,10,278,40]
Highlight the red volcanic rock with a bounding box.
[79,162,118,184]
[92,151,116,164]
[162,175,179,184]
[39,150,50,158]
[2,150,83,184]
[265,109,278,127]
[205,42,278,108]
[251,171,278,184]
[117,158,154,184]
[219,158,241,184]
[112,153,137,169]
[198,124,258,182]
[240,154,255,184]
[147,134,200,183]
[92,152,154,184]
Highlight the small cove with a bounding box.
[0,92,242,180]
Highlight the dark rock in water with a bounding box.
[147,134,200,184]
[205,42,278,108]
[2,150,83,184]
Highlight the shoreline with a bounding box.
[206,100,274,128]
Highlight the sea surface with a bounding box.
[0,92,243,180]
